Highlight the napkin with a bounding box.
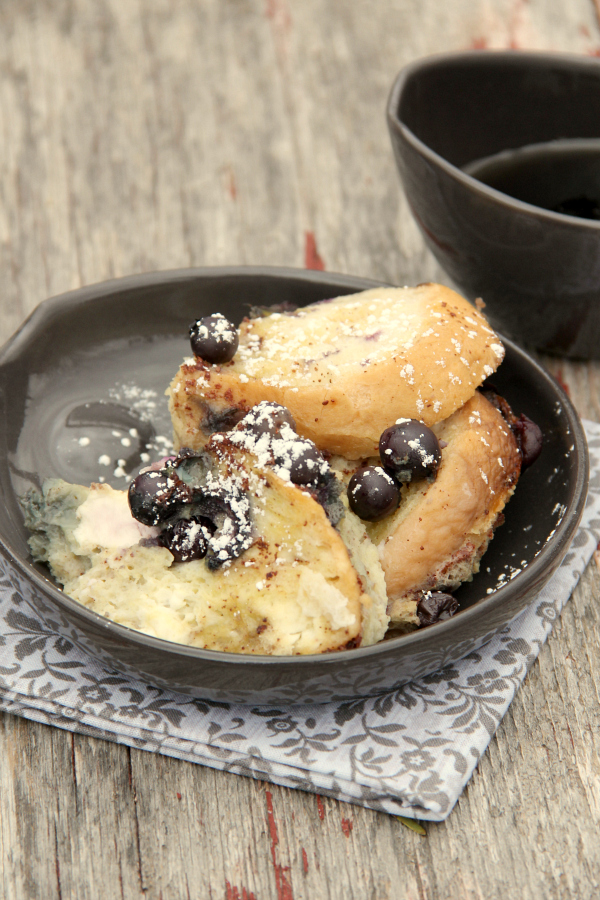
[1,422,599,822]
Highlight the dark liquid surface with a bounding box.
[463,138,600,219]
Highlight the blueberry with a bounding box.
[284,440,325,486]
[512,414,543,469]
[160,516,213,563]
[265,430,326,486]
[190,487,253,570]
[379,419,441,483]
[189,314,238,364]
[416,592,458,627]
[241,402,297,438]
[128,470,184,526]
[347,466,400,521]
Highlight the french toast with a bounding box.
[169,284,504,459]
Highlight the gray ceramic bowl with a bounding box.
[387,51,600,359]
[0,268,588,704]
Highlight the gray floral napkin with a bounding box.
[1,423,599,822]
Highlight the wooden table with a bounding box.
[1,2,600,897]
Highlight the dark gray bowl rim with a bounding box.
[0,265,589,669]
[387,49,600,230]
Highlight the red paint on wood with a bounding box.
[70,733,77,785]
[316,795,325,820]
[225,883,257,900]
[176,792,182,800]
[266,791,294,900]
[266,790,279,847]
[554,370,571,395]
[265,0,292,31]
[228,169,237,201]
[304,231,326,271]
[301,848,309,874]
[341,818,353,838]
[508,0,527,49]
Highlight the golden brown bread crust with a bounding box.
[169,284,504,458]
[367,391,521,623]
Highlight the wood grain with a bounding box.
[2,1,600,897]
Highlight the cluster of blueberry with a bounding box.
[348,420,442,522]
[226,401,345,526]
[127,452,253,569]
[126,400,344,567]
[232,401,328,487]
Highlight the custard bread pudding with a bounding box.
[24,284,542,655]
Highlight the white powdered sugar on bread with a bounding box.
[169,283,503,458]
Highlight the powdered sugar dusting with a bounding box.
[226,402,329,486]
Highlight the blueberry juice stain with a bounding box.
[463,138,600,220]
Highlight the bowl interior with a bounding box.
[462,138,600,214]
[397,52,600,170]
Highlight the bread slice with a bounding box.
[332,391,521,628]
[23,441,390,655]
[169,284,504,458]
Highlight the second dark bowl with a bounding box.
[387,51,600,359]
